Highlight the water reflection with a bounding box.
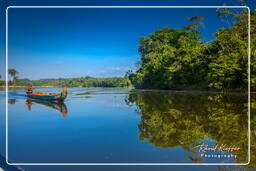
[186,156,204,162]
[8,99,17,104]
[25,99,68,118]
[126,91,249,164]
[5,88,255,167]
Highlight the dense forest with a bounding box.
[0,9,255,91]
[15,77,132,88]
[128,9,255,91]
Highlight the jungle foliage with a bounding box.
[128,10,255,91]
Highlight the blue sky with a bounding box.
[0,0,255,80]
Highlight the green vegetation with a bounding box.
[2,9,255,91]
[8,69,19,85]
[0,74,4,86]
[0,69,20,86]
[128,27,208,89]
[128,10,255,91]
[1,70,132,88]
[17,77,132,88]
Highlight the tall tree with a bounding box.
[128,10,254,91]
[130,27,208,89]
[208,10,254,90]
[8,69,19,84]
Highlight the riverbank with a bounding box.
[1,85,255,94]
[132,88,256,94]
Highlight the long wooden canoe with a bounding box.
[26,87,68,102]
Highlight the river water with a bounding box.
[0,88,249,165]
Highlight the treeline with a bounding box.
[0,77,132,88]
[0,70,132,88]
[128,10,256,91]
[0,69,19,86]
[17,77,132,88]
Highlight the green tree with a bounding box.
[8,69,19,85]
[250,11,256,90]
[128,10,255,91]
[130,27,208,89]
[207,10,253,90]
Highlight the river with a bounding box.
[0,88,253,170]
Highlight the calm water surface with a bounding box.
[1,88,249,164]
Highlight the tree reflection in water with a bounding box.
[8,99,17,104]
[126,91,255,168]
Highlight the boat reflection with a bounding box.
[26,98,68,118]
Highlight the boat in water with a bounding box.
[26,86,68,102]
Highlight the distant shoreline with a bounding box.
[1,85,255,94]
[0,85,57,88]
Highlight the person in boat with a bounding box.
[26,85,33,94]
[25,86,68,102]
